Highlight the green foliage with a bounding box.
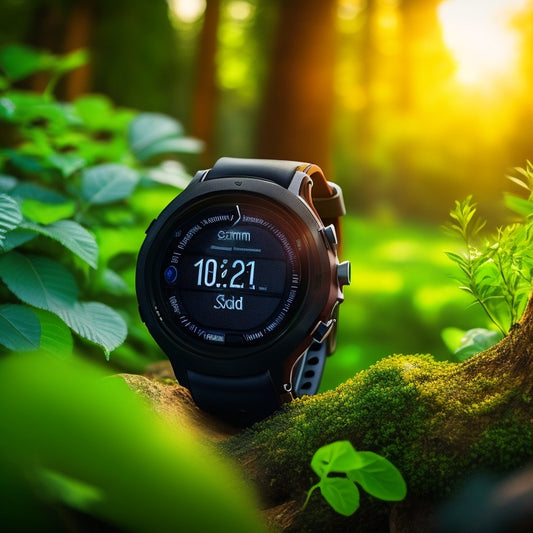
[0,352,267,533]
[0,44,202,361]
[445,167,533,340]
[441,327,502,362]
[303,440,406,517]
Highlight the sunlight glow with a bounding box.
[438,0,530,86]
[167,0,206,23]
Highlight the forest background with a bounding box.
[1,0,533,389]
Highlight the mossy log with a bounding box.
[122,296,533,533]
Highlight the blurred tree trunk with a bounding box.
[190,0,220,166]
[256,0,336,175]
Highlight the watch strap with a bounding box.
[187,370,281,426]
[205,157,346,230]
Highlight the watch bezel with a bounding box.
[136,176,335,379]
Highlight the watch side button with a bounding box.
[321,224,338,247]
[337,261,351,286]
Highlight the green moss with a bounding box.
[226,351,532,513]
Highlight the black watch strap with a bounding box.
[187,158,342,425]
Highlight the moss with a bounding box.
[226,351,533,506]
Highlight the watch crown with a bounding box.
[321,224,338,247]
[337,261,351,287]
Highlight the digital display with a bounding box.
[159,202,304,346]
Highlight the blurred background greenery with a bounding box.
[2,0,533,386]
[2,1,533,530]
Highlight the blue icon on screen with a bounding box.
[164,265,178,285]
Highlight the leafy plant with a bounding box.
[445,165,533,348]
[303,440,407,517]
[0,44,202,360]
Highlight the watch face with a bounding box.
[152,195,308,349]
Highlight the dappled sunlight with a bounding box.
[438,0,529,87]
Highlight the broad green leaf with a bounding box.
[0,252,78,313]
[21,198,76,225]
[47,153,86,178]
[0,44,53,81]
[24,220,98,268]
[56,302,127,355]
[0,304,41,351]
[320,478,360,517]
[0,193,23,247]
[81,164,139,205]
[33,309,73,358]
[133,136,204,162]
[347,452,407,501]
[311,440,361,478]
[0,228,37,251]
[128,112,184,157]
[454,328,502,361]
[144,161,191,189]
[12,182,68,204]
[73,94,122,131]
[96,226,144,264]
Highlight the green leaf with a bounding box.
[129,112,183,155]
[0,44,54,81]
[24,220,98,268]
[21,198,76,225]
[56,302,127,355]
[0,228,37,252]
[311,440,361,478]
[74,94,114,130]
[32,309,73,358]
[134,136,204,162]
[81,164,139,205]
[454,328,503,361]
[0,193,23,247]
[12,182,68,204]
[441,327,467,353]
[504,194,533,218]
[320,478,360,516]
[54,48,88,73]
[506,175,530,191]
[0,174,18,192]
[347,452,407,501]
[0,252,78,313]
[36,468,102,513]
[47,153,86,178]
[0,304,41,351]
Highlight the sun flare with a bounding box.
[438,0,530,86]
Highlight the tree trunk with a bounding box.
[256,0,336,175]
[122,295,533,532]
[190,0,220,166]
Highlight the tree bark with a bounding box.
[255,0,336,175]
[122,295,533,532]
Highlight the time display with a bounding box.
[192,258,256,289]
[158,200,304,347]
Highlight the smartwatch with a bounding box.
[136,157,351,426]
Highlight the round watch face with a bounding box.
[151,194,309,350]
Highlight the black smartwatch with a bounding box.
[136,158,350,425]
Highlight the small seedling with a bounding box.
[303,440,407,517]
[445,164,533,341]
